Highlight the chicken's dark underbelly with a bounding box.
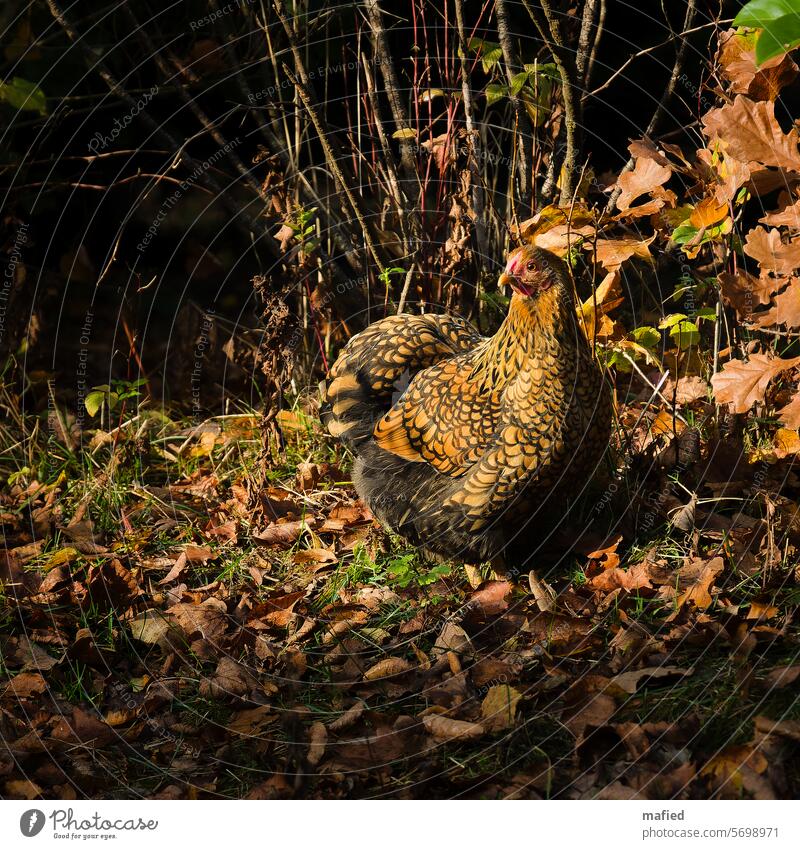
[352,413,609,565]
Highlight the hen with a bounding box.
[322,245,611,566]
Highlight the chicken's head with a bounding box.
[498,245,568,298]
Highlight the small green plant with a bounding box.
[386,552,452,589]
[378,266,406,290]
[84,378,147,426]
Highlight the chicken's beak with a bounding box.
[498,272,516,292]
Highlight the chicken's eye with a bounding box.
[526,260,536,272]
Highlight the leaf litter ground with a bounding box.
[1,400,800,801]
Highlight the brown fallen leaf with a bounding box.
[328,699,367,732]
[205,519,238,544]
[702,95,800,172]
[607,665,694,696]
[615,157,671,211]
[199,657,253,699]
[86,559,138,610]
[762,665,800,689]
[306,721,327,766]
[1,672,47,699]
[52,708,117,747]
[433,621,473,656]
[675,556,725,611]
[718,29,799,101]
[4,778,43,799]
[590,562,653,593]
[423,714,485,742]
[743,226,800,275]
[563,693,617,744]
[777,392,800,428]
[252,519,317,547]
[128,609,173,646]
[481,684,522,732]
[761,193,800,228]
[158,552,188,585]
[755,280,800,329]
[363,657,414,680]
[293,547,337,567]
[168,597,228,643]
[718,270,779,318]
[467,580,513,617]
[226,705,276,736]
[710,354,800,413]
[590,236,654,272]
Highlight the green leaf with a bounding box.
[523,62,559,79]
[693,306,718,322]
[468,38,503,74]
[671,222,699,246]
[419,88,445,103]
[669,319,700,349]
[84,391,106,418]
[0,77,47,115]
[734,0,799,27]
[509,71,529,97]
[659,313,689,330]
[754,13,800,64]
[485,83,507,106]
[631,326,660,348]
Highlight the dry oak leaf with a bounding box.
[52,708,117,747]
[718,29,799,101]
[718,270,779,317]
[710,353,800,413]
[226,705,276,736]
[423,714,485,742]
[128,608,172,646]
[589,562,653,593]
[363,657,414,681]
[590,236,655,272]
[252,518,317,547]
[675,556,725,611]
[168,596,229,642]
[627,137,671,168]
[702,96,800,172]
[87,559,138,610]
[761,193,800,228]
[743,226,800,275]
[158,551,188,585]
[481,684,522,732]
[532,222,596,255]
[467,580,513,617]
[753,279,800,328]
[606,665,693,697]
[328,699,367,732]
[199,657,252,699]
[778,392,800,428]
[670,376,709,404]
[1,672,47,699]
[762,664,800,688]
[433,621,473,656]
[615,157,671,211]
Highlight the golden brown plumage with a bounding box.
[322,246,612,564]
